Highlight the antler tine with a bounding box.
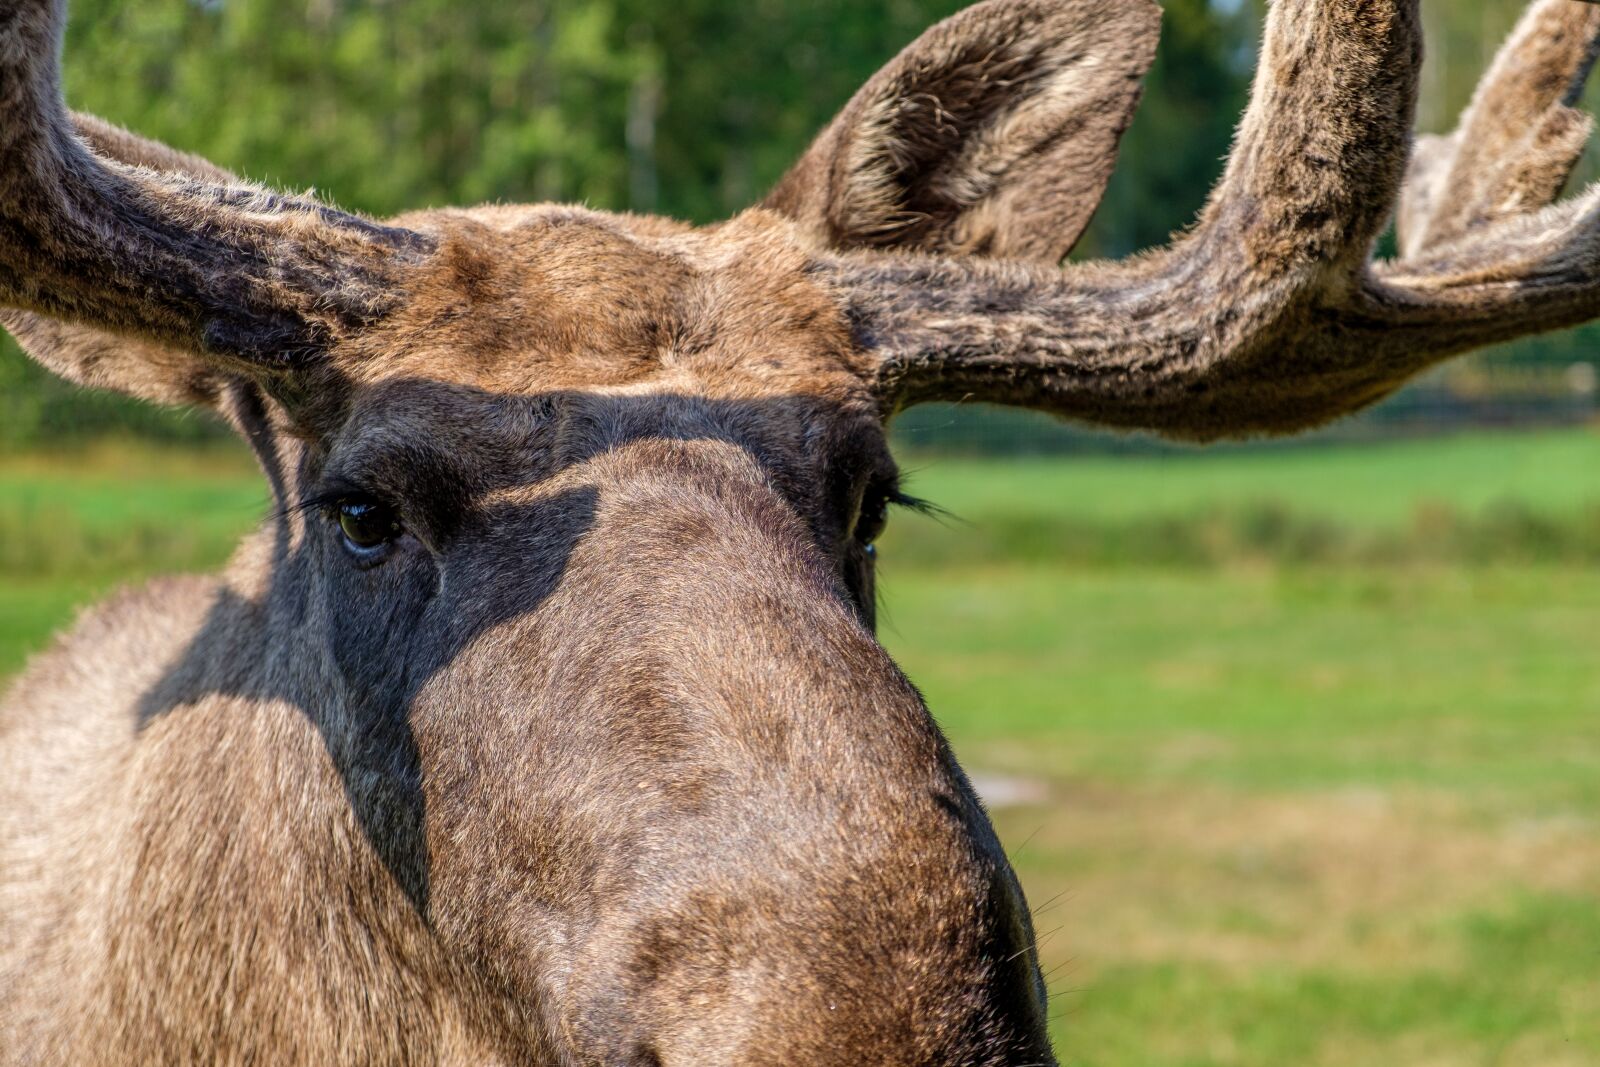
[0,0,431,367]
[1398,0,1600,259]
[1357,0,1600,386]
[1364,178,1600,358]
[836,0,1600,441]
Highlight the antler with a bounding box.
[836,0,1600,440]
[0,0,431,369]
[1398,0,1600,258]
[0,115,250,406]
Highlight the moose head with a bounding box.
[4,0,1600,1064]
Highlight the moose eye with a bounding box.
[856,487,891,548]
[335,498,401,553]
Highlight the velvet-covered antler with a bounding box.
[0,0,432,378]
[832,0,1600,441]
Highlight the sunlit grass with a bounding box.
[894,428,1600,529]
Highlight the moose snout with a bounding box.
[557,773,1054,1061]
[407,440,1055,1063]
[579,835,1055,1067]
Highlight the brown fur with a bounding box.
[3,1,1599,1064]
[764,0,1160,261]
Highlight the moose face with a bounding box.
[208,203,1055,1064]
[8,0,1600,1062]
[309,207,895,628]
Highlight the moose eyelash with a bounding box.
[888,489,943,518]
[281,485,378,521]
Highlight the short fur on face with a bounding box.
[5,1,1600,1064]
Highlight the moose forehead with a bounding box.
[317,206,888,518]
[347,206,870,397]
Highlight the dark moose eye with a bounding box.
[857,486,891,549]
[335,498,401,553]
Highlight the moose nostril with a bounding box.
[627,1047,663,1067]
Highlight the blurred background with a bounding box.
[2,1,1597,1063]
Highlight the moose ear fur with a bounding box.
[763,0,1161,264]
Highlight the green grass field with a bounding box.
[3,430,1597,1066]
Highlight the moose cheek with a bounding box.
[324,551,440,703]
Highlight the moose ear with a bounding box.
[763,0,1161,263]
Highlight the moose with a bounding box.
[4,0,1600,1062]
